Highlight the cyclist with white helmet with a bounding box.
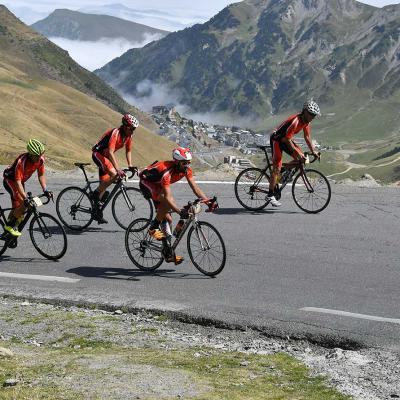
[2,139,52,237]
[91,113,139,223]
[267,100,321,207]
[139,147,212,264]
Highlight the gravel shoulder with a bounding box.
[0,297,399,399]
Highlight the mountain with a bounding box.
[96,0,400,141]
[31,9,169,42]
[0,5,174,169]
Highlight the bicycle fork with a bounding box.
[193,222,211,251]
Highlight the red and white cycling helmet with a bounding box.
[172,147,192,162]
[122,113,139,128]
[303,100,320,116]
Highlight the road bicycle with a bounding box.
[56,163,153,230]
[125,197,226,276]
[0,192,67,260]
[234,146,331,213]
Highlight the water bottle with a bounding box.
[173,219,185,237]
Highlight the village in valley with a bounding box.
[151,104,322,170]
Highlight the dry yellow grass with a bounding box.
[0,61,174,170]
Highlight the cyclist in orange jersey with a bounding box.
[2,139,53,237]
[139,147,213,264]
[267,100,321,207]
[91,113,139,223]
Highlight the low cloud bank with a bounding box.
[49,34,163,71]
[121,79,262,129]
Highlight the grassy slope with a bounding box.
[0,6,174,169]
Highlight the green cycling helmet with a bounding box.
[27,139,45,156]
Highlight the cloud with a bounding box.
[48,34,163,71]
[120,79,263,129]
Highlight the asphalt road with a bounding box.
[0,175,399,350]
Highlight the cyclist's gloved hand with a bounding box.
[179,207,190,219]
[117,169,126,179]
[128,166,138,175]
[44,190,54,200]
[205,198,218,212]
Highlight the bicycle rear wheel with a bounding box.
[187,221,226,276]
[29,213,68,260]
[234,168,270,211]
[56,186,94,230]
[292,169,331,213]
[125,218,163,271]
[112,187,153,230]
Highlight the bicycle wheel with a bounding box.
[0,223,8,257]
[56,186,94,230]
[112,187,153,230]
[292,169,331,214]
[125,218,163,271]
[234,168,270,211]
[29,213,68,260]
[187,221,226,276]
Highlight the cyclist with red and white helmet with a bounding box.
[139,147,211,264]
[267,100,321,207]
[91,113,139,223]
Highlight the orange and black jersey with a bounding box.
[92,128,132,155]
[139,161,193,187]
[3,153,45,182]
[271,113,311,141]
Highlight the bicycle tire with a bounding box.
[187,221,226,276]
[234,168,270,211]
[0,222,8,257]
[112,187,153,230]
[29,213,68,260]
[292,168,331,214]
[125,218,163,271]
[56,186,94,230]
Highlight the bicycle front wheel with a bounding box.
[56,186,94,230]
[187,221,226,276]
[29,213,68,260]
[112,187,153,230]
[292,169,331,214]
[234,168,270,211]
[0,223,8,257]
[125,218,163,271]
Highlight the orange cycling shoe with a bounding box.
[148,229,166,240]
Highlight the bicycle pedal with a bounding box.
[8,239,18,248]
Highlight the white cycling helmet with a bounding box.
[122,113,139,128]
[172,147,192,161]
[303,100,320,116]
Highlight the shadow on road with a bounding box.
[64,227,122,235]
[67,266,212,280]
[0,255,56,263]
[215,207,301,215]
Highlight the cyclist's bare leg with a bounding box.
[268,165,281,196]
[96,170,118,200]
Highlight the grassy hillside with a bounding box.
[0,5,174,170]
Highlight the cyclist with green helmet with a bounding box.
[2,139,52,237]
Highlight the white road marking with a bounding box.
[0,272,80,283]
[300,307,400,325]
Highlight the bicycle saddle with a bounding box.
[74,162,91,168]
